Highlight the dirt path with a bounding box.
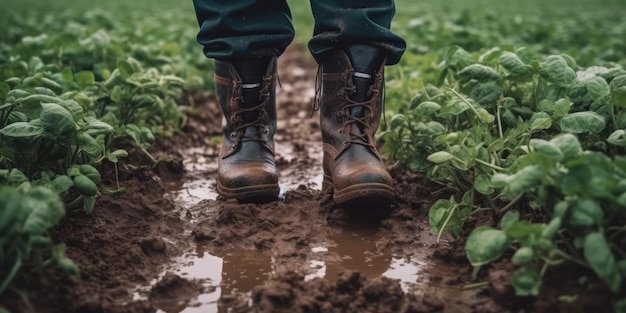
[2,45,526,313]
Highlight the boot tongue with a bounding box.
[345,45,385,141]
[232,57,271,132]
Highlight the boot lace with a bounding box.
[338,70,381,150]
[229,75,273,150]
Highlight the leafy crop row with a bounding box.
[383,6,626,310]
[0,8,207,304]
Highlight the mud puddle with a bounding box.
[140,144,466,313]
[139,217,461,313]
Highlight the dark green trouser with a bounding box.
[192,0,406,65]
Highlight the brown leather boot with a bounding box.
[317,45,394,205]
[214,57,279,202]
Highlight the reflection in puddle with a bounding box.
[149,223,433,313]
[164,147,219,206]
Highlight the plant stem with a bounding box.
[497,193,524,216]
[554,249,589,268]
[437,204,458,243]
[496,104,504,139]
[474,158,506,171]
[114,162,120,189]
[463,281,489,289]
[0,251,22,296]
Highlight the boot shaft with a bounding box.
[214,57,278,158]
[317,45,385,160]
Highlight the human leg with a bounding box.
[193,0,294,59]
[308,0,405,65]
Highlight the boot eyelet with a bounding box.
[339,129,344,134]
[263,128,269,134]
[342,141,348,146]
[230,131,237,138]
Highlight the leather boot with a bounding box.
[317,45,394,205]
[214,57,279,202]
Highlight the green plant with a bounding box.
[0,183,78,298]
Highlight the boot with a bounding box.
[214,57,279,202]
[317,45,394,205]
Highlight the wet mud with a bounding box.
[1,44,597,313]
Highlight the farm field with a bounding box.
[1,0,625,312]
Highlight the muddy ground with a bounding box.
[0,45,612,313]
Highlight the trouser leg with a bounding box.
[308,0,406,65]
[193,0,295,59]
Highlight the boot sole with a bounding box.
[325,175,394,205]
[217,181,280,203]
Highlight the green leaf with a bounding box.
[570,198,604,226]
[585,76,610,102]
[85,118,114,136]
[22,187,65,234]
[79,164,101,184]
[469,81,502,106]
[511,266,541,296]
[439,97,469,117]
[559,111,606,133]
[388,114,406,130]
[512,247,536,264]
[75,71,95,89]
[529,139,563,161]
[436,132,462,145]
[583,232,622,293]
[107,149,128,163]
[476,107,495,124]
[117,59,135,79]
[110,85,123,103]
[8,169,28,184]
[541,217,561,240]
[76,132,102,158]
[610,75,626,108]
[427,151,454,164]
[51,175,73,194]
[537,98,571,119]
[607,130,626,147]
[0,82,9,99]
[446,46,475,71]
[549,134,582,161]
[500,210,519,231]
[429,198,456,235]
[529,112,552,131]
[457,64,501,82]
[505,221,543,241]
[541,55,577,87]
[73,174,98,197]
[51,244,79,275]
[415,101,441,115]
[0,122,43,137]
[498,52,529,76]
[465,226,510,266]
[492,165,544,197]
[474,174,494,195]
[40,102,76,139]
